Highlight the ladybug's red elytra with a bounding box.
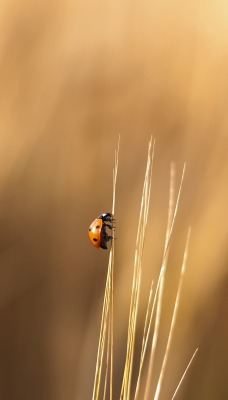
[88,212,115,249]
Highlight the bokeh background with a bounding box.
[0,0,228,399]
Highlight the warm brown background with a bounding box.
[0,0,228,399]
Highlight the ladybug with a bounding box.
[88,212,115,249]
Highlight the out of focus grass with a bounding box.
[0,1,228,399]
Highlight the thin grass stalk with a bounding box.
[153,228,191,400]
[135,174,177,400]
[163,163,186,263]
[124,144,151,398]
[141,282,154,365]
[171,348,198,400]
[110,252,114,400]
[103,313,111,400]
[92,259,111,400]
[109,138,120,399]
[121,163,146,398]
[120,138,155,400]
[144,163,186,399]
[165,162,176,247]
[127,141,153,399]
[134,282,154,400]
[92,138,119,400]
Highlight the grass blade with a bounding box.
[153,228,191,400]
[120,138,155,400]
[92,137,120,400]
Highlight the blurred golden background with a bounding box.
[0,0,228,399]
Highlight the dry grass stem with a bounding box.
[92,137,120,400]
[153,228,191,400]
[102,314,111,400]
[92,259,111,400]
[144,163,186,399]
[134,281,154,400]
[93,140,196,400]
[171,348,198,400]
[120,138,155,400]
[134,162,178,399]
[109,137,120,399]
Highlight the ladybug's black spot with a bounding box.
[93,238,98,242]
[96,225,100,229]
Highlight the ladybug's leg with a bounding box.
[107,235,113,243]
[100,216,116,248]
[102,230,116,248]
[103,223,113,230]
[103,230,113,242]
[104,215,115,223]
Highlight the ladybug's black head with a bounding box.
[98,212,113,221]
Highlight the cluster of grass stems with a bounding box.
[92,138,198,400]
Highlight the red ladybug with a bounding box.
[88,212,115,249]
